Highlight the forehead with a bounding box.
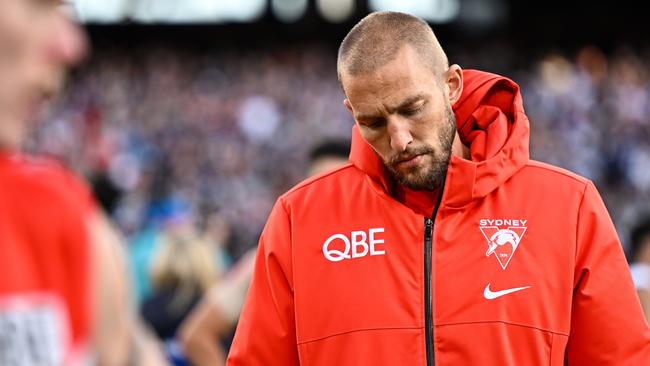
[344,47,437,106]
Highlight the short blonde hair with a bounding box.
[150,227,216,310]
[337,11,448,84]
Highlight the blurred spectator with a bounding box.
[629,217,650,322]
[178,138,351,366]
[307,138,352,176]
[141,220,217,364]
[199,207,235,276]
[130,195,194,304]
[179,250,256,366]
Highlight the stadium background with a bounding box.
[27,0,650,361]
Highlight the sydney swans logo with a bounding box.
[479,219,527,270]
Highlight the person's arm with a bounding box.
[178,295,229,366]
[226,199,300,365]
[566,182,650,364]
[180,249,256,366]
[90,211,169,366]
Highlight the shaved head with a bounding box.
[337,11,448,89]
[338,11,465,192]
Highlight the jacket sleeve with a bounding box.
[566,181,650,365]
[227,198,300,365]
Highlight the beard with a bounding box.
[384,106,456,191]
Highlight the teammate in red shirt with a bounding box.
[0,1,167,365]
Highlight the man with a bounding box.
[180,138,351,366]
[227,11,650,365]
[0,1,166,364]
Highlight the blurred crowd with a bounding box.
[26,41,650,361]
[519,46,650,241]
[30,44,353,258]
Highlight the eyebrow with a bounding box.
[390,94,427,113]
[355,93,427,121]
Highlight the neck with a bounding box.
[451,132,470,160]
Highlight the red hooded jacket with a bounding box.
[227,70,650,365]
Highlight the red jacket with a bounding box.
[0,152,95,365]
[228,70,650,365]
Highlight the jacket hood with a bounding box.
[349,69,530,208]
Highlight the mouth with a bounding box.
[395,154,424,169]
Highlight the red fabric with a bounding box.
[228,70,650,365]
[0,151,95,364]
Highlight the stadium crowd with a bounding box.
[26,41,650,362]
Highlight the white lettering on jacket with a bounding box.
[323,228,385,262]
[479,219,528,227]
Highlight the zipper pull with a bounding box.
[425,217,433,238]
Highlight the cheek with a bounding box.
[358,127,390,157]
[0,10,42,81]
[410,116,436,143]
[0,42,24,112]
[0,15,23,70]
[416,108,449,143]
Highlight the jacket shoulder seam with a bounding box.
[282,163,356,199]
[574,180,591,264]
[524,161,588,184]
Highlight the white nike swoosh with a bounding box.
[483,283,531,300]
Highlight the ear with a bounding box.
[343,99,353,114]
[445,64,463,105]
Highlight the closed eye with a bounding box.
[359,119,385,130]
[401,107,422,117]
[400,100,427,117]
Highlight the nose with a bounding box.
[387,117,413,153]
[48,15,88,66]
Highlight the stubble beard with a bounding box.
[385,107,456,191]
